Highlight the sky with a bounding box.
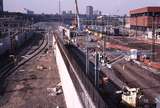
[4,0,160,15]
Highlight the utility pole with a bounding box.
[103,30,106,56]
[152,12,156,61]
[59,0,61,16]
[58,0,61,25]
[9,29,15,55]
[86,47,89,75]
[107,15,110,42]
[86,31,89,75]
[135,15,138,37]
[95,51,99,88]
[48,29,50,49]
[102,16,106,57]
[9,28,17,64]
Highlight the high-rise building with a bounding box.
[0,0,3,12]
[62,11,66,15]
[86,6,93,16]
[93,10,102,16]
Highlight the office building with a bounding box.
[130,6,160,31]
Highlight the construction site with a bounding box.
[55,3,160,108]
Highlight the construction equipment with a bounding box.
[121,87,141,107]
[70,0,86,36]
[73,0,80,31]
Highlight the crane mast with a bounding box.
[74,0,80,32]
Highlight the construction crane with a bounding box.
[70,0,85,36]
[74,0,80,32]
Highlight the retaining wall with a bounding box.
[53,36,83,108]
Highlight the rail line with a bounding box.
[65,43,127,108]
[0,34,44,73]
[106,54,160,100]
[75,34,160,106]
[0,33,48,93]
[27,34,45,55]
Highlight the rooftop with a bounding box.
[130,6,160,14]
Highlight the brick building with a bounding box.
[130,7,160,32]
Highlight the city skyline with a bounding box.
[4,0,160,15]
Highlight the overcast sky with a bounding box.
[4,0,160,15]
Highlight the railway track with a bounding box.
[0,33,44,71]
[66,44,126,108]
[27,34,45,55]
[0,33,48,94]
[112,61,160,99]
[74,34,160,106]
[97,36,160,93]
[100,48,160,102]
[0,36,44,73]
